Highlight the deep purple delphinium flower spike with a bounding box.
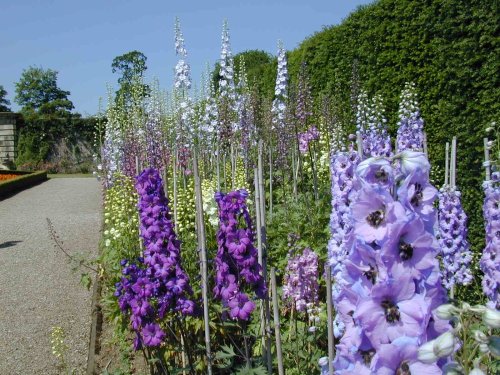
[116,168,194,349]
[213,189,266,321]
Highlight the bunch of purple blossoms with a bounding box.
[298,126,320,154]
[116,168,195,350]
[480,171,500,310]
[333,153,450,374]
[396,82,424,152]
[282,247,319,312]
[437,186,473,289]
[213,190,266,321]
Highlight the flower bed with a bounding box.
[0,170,48,198]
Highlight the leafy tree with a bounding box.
[0,85,11,112]
[14,66,73,116]
[111,50,149,106]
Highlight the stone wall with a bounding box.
[0,113,18,169]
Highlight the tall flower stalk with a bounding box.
[396,82,424,152]
[437,186,473,290]
[271,40,289,167]
[116,168,194,350]
[213,189,266,320]
[333,153,449,373]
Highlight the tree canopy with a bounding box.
[111,50,149,106]
[14,66,73,116]
[0,85,11,112]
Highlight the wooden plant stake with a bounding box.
[445,142,450,187]
[356,131,364,160]
[484,138,491,181]
[326,265,335,375]
[173,151,179,225]
[271,268,284,375]
[193,150,213,375]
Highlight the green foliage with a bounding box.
[14,66,73,116]
[15,115,97,172]
[0,85,11,111]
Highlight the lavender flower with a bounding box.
[481,176,500,309]
[282,247,319,312]
[174,17,191,90]
[438,186,473,289]
[271,40,289,165]
[298,126,320,154]
[213,190,266,320]
[356,90,391,158]
[116,168,194,349]
[333,154,450,373]
[217,20,237,147]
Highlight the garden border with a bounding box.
[0,170,48,199]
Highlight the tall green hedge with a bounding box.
[238,0,498,299]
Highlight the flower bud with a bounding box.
[479,343,489,353]
[435,304,459,320]
[418,340,438,364]
[483,308,500,329]
[433,332,456,358]
[474,330,488,343]
[469,305,487,314]
[469,368,486,375]
[398,150,430,175]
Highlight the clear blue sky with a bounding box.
[1,0,372,116]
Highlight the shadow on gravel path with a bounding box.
[0,178,101,375]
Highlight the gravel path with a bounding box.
[0,178,101,374]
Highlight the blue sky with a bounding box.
[1,0,372,116]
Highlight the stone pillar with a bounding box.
[0,113,18,169]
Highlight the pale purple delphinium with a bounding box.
[355,90,391,158]
[217,20,237,147]
[333,153,450,373]
[282,247,319,312]
[481,172,500,310]
[271,40,289,166]
[235,57,255,165]
[174,18,194,174]
[438,186,473,289]
[213,190,266,321]
[373,337,442,374]
[396,82,425,152]
[298,126,320,154]
[101,90,125,187]
[116,168,195,349]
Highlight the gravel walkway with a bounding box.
[0,178,101,374]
